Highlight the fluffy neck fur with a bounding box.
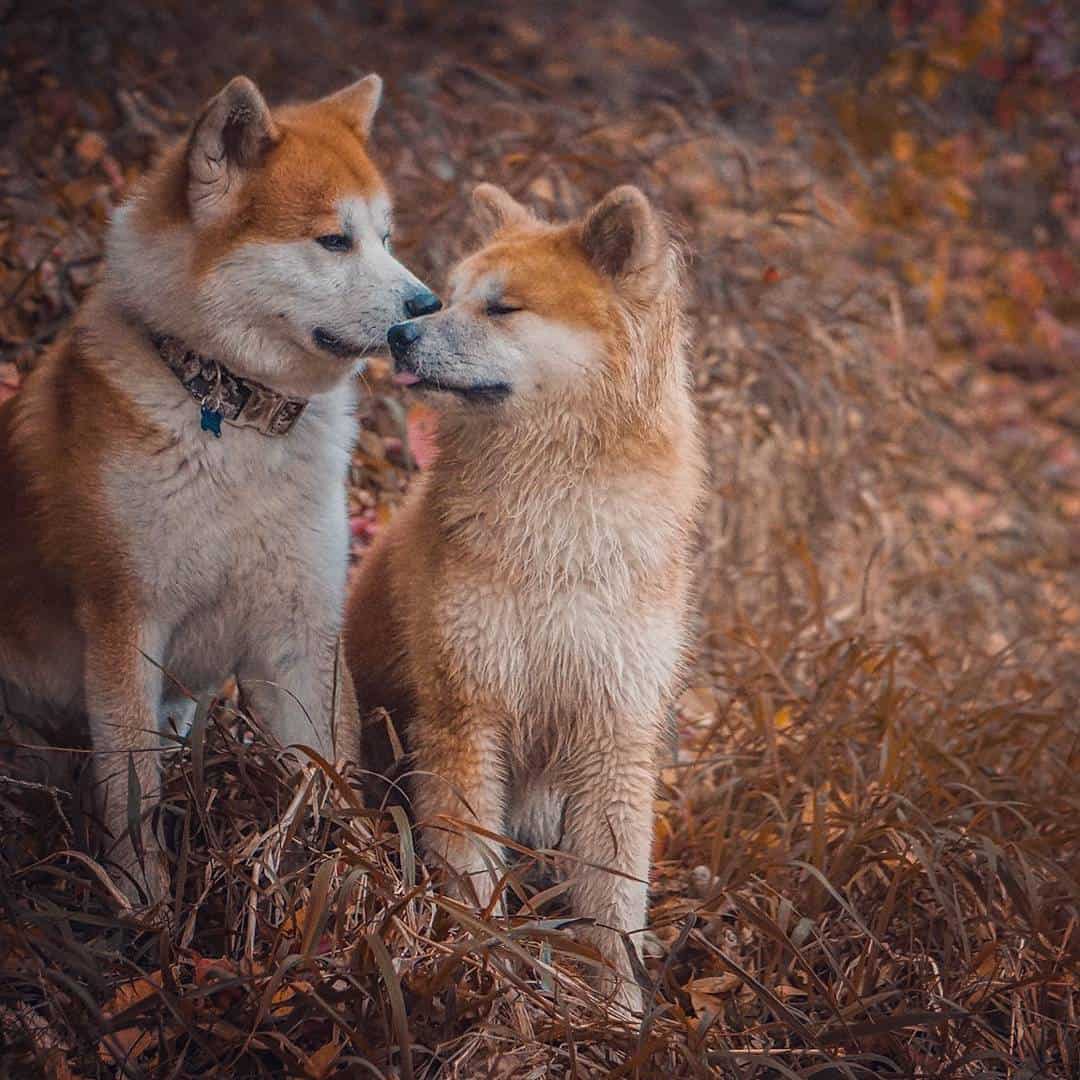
[102,221,305,398]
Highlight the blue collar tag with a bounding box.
[200,405,223,437]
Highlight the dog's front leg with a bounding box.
[561,724,658,1015]
[81,609,170,910]
[240,618,341,764]
[411,701,507,910]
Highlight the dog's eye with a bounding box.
[382,233,392,251]
[486,302,522,317]
[316,234,352,253]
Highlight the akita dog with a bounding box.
[345,184,704,1011]
[0,74,440,907]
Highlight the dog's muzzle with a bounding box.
[388,320,421,363]
[387,321,423,386]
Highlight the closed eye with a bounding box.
[316,234,352,253]
[486,302,523,316]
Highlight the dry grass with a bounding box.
[1,1,1077,1076]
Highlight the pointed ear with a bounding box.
[580,186,664,292]
[187,76,278,225]
[472,183,533,240]
[322,74,383,137]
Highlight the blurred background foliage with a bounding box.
[0,2,1076,1076]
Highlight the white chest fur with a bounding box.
[430,463,691,732]
[105,371,356,692]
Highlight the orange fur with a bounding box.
[134,97,385,276]
[346,186,704,1012]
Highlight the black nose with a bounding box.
[387,320,421,361]
[404,288,441,318]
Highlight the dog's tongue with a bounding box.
[391,371,421,387]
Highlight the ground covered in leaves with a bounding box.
[1,1,1077,1076]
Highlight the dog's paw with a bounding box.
[596,968,645,1018]
[111,845,173,926]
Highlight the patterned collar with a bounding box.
[149,332,307,437]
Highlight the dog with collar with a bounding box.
[0,74,438,908]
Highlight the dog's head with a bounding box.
[112,75,439,398]
[386,184,676,417]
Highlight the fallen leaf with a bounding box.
[61,177,105,209]
[686,975,741,995]
[99,972,162,1066]
[892,129,916,163]
[305,1040,343,1078]
[74,131,106,165]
